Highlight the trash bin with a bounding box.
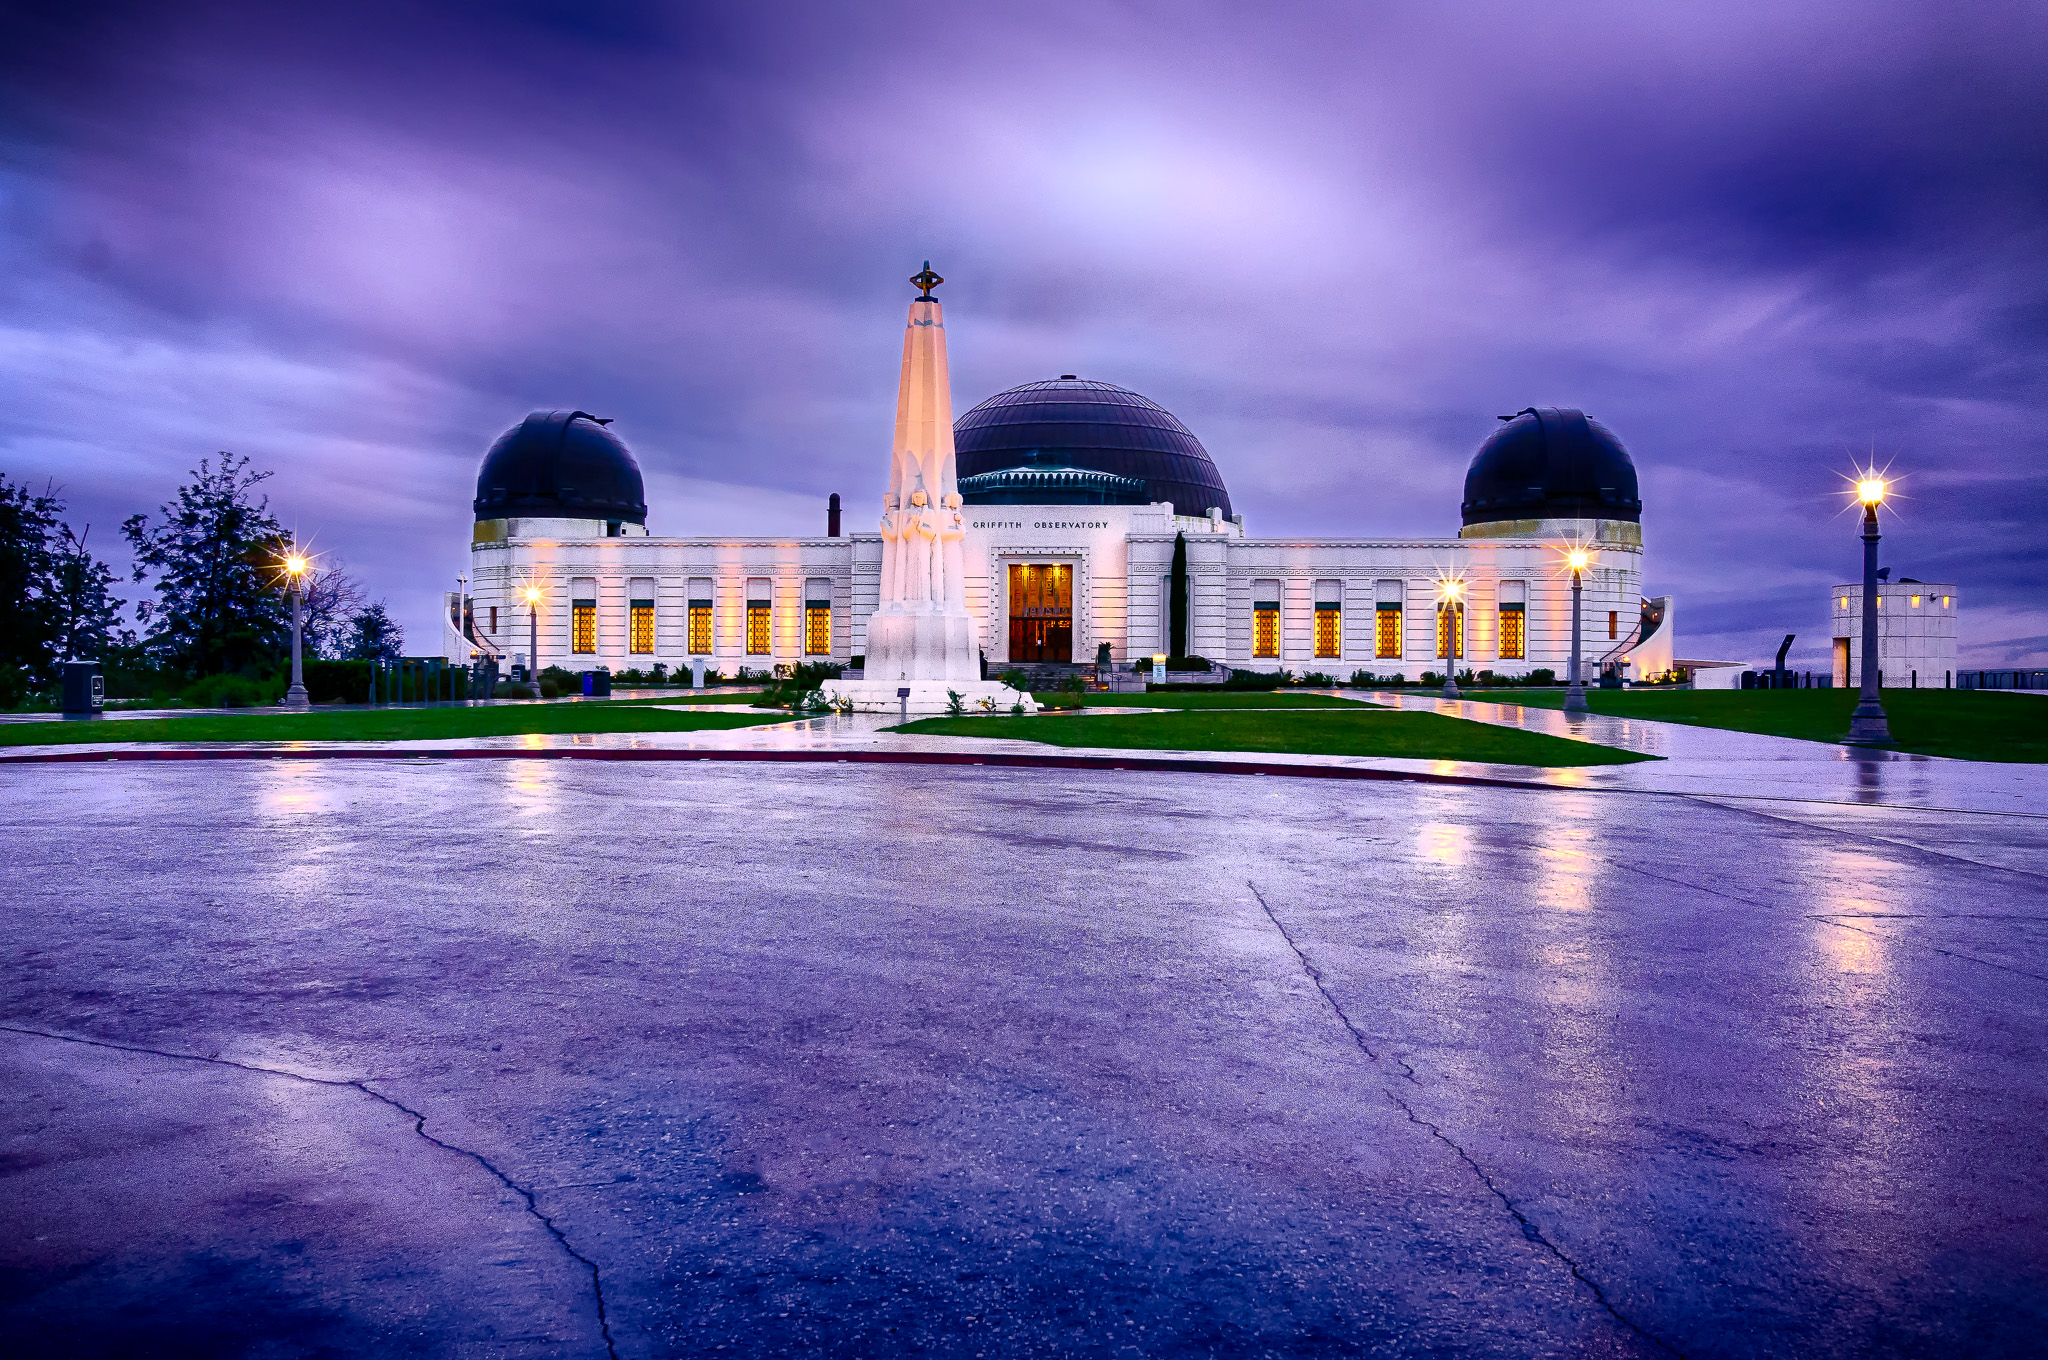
[61,660,104,718]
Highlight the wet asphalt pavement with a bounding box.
[2,760,2045,1358]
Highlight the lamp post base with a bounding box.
[281,685,309,709]
[1846,701,1892,745]
[1440,676,1459,699]
[1563,684,1589,713]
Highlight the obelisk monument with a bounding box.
[823,265,1033,715]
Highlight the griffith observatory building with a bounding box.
[451,277,1670,686]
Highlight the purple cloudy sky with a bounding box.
[3,0,2044,666]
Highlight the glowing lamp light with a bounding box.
[1567,549,1590,573]
[1438,578,1464,600]
[1857,477,1886,506]
[523,586,542,605]
[284,553,308,577]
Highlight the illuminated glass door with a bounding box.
[1008,563,1073,662]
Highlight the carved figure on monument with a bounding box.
[939,492,967,610]
[906,488,935,604]
[878,492,903,604]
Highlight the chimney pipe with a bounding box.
[827,492,841,538]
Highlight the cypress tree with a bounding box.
[1169,531,1189,661]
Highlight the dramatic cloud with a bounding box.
[2,0,2042,664]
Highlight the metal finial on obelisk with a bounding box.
[910,261,943,298]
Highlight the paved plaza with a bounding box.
[3,755,2046,1357]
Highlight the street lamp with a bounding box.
[1563,547,1591,714]
[523,584,544,699]
[1437,578,1464,698]
[1846,476,1893,744]
[455,573,471,700]
[282,550,310,709]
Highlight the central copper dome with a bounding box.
[954,378,1232,519]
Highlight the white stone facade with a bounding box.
[461,504,1648,681]
[1829,582,1960,688]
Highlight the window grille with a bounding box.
[1253,602,1280,658]
[1375,604,1402,659]
[747,600,772,655]
[805,601,831,655]
[688,600,713,655]
[1498,603,1525,660]
[1314,605,1341,658]
[1437,606,1464,662]
[629,600,655,653]
[571,599,597,654]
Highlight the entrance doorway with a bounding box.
[1833,636,1850,688]
[1009,563,1073,662]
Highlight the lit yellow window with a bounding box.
[1253,603,1280,658]
[1314,605,1340,658]
[1838,596,1848,610]
[805,601,831,655]
[1375,606,1402,658]
[1438,607,1464,660]
[629,600,655,653]
[571,599,596,654]
[746,600,772,654]
[687,601,712,654]
[1910,595,1921,607]
[1942,595,1951,608]
[1498,605,1525,660]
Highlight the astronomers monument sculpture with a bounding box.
[821,266,1033,714]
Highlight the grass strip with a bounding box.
[896,708,1653,767]
[1453,688,2047,763]
[1035,690,1378,709]
[0,704,781,747]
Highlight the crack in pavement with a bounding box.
[1604,858,2048,987]
[1244,883,1685,1359]
[1683,795,2048,884]
[1803,917,2048,985]
[0,1023,618,1360]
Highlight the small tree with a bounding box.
[51,523,130,663]
[1169,531,1190,660]
[342,603,404,663]
[123,454,290,679]
[0,477,63,702]
[299,557,369,659]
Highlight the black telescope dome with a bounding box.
[954,378,1232,519]
[474,410,647,524]
[1461,407,1640,526]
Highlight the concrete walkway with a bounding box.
[4,755,2045,1355]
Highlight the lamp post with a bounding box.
[523,585,544,699]
[1564,548,1590,714]
[282,550,310,708]
[455,573,470,700]
[1438,579,1463,698]
[1846,477,1893,744]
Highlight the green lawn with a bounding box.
[1447,688,2045,762]
[1038,690,1379,709]
[599,690,770,705]
[896,708,1653,766]
[0,703,783,747]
